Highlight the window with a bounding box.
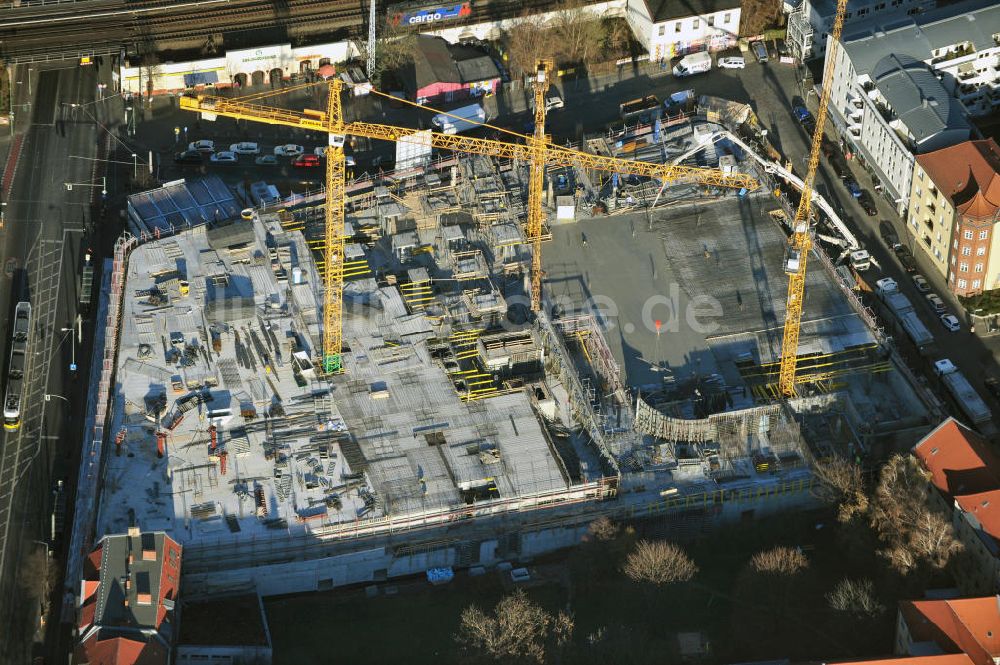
[976,263,984,273]
[675,21,682,32]
[659,24,665,36]
[708,15,714,26]
[974,279,982,289]
[978,246,986,256]
[960,262,969,272]
[693,18,699,29]
[980,230,989,240]
[916,187,922,198]
[959,278,968,289]
[962,246,972,256]
[724,12,731,23]
[952,256,957,265]
[965,230,974,240]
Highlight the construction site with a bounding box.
[70,69,941,604]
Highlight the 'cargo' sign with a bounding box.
[388,2,471,26]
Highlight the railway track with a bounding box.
[0,0,366,57]
[1,0,560,77]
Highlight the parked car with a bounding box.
[842,177,861,198]
[173,149,203,165]
[229,142,260,155]
[858,190,877,216]
[292,154,321,168]
[751,41,769,63]
[926,293,946,312]
[821,137,838,158]
[940,313,962,332]
[895,245,917,272]
[274,144,305,156]
[209,151,238,164]
[254,155,278,166]
[912,274,930,293]
[187,140,215,153]
[544,91,564,110]
[831,156,850,180]
[792,106,812,123]
[718,56,746,69]
[879,220,901,249]
[985,376,1000,400]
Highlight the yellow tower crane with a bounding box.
[528,61,552,312]
[180,80,759,373]
[777,0,849,397]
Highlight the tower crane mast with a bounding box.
[528,61,552,312]
[777,0,849,397]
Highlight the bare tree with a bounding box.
[357,21,419,87]
[585,516,620,542]
[456,589,573,664]
[503,16,555,80]
[602,18,633,59]
[870,454,963,573]
[622,540,698,586]
[812,457,869,523]
[750,546,809,576]
[827,578,884,617]
[739,0,783,37]
[550,0,607,66]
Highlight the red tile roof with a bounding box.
[955,491,1000,550]
[913,419,1000,498]
[916,139,1000,219]
[74,633,167,665]
[900,597,1000,665]
[826,654,976,665]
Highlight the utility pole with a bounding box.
[366,0,376,79]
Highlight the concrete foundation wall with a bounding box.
[180,483,818,599]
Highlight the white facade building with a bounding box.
[786,0,934,61]
[625,0,741,62]
[823,0,1000,212]
[122,41,358,95]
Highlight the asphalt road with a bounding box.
[0,61,104,664]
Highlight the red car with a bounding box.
[293,154,321,168]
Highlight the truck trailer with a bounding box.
[431,103,486,135]
[934,360,992,428]
[875,278,934,352]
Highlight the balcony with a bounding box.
[932,43,975,65]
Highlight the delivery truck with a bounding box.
[673,52,712,78]
[875,278,934,353]
[431,103,486,135]
[934,360,992,428]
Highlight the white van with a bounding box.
[672,52,712,77]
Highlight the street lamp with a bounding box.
[60,316,81,372]
[132,153,137,179]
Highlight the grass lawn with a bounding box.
[266,510,906,664]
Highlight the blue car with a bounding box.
[843,177,862,198]
[792,106,812,123]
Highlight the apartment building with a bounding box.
[895,596,1000,665]
[625,0,741,62]
[786,0,933,62]
[74,528,182,665]
[824,0,1000,214]
[914,419,1000,594]
[908,139,1000,295]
